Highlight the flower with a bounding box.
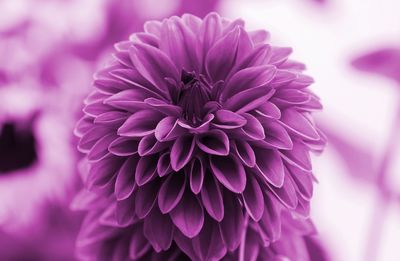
[0,84,76,232]
[76,12,325,260]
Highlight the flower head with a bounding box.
[76,12,325,259]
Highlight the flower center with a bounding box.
[178,70,212,124]
[0,121,38,174]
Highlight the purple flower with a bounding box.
[76,12,325,259]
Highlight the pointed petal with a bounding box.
[158,172,186,214]
[219,191,244,251]
[256,101,281,119]
[129,224,151,259]
[157,152,173,177]
[240,113,265,140]
[280,141,312,171]
[268,173,298,209]
[118,110,163,138]
[210,154,246,193]
[223,87,275,114]
[144,207,174,251]
[212,109,247,129]
[242,174,264,221]
[138,134,169,156]
[200,173,224,221]
[259,119,293,150]
[196,129,229,156]
[254,148,285,188]
[88,133,118,162]
[170,190,204,238]
[280,109,319,140]
[115,156,139,200]
[108,137,139,156]
[155,116,186,142]
[170,135,195,171]
[116,195,137,226]
[232,140,256,167]
[189,156,205,194]
[135,154,158,186]
[135,180,160,218]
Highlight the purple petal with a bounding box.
[144,98,182,116]
[155,116,186,142]
[144,207,174,251]
[170,190,204,238]
[135,180,160,218]
[86,155,123,189]
[170,135,195,171]
[200,173,224,221]
[118,110,163,138]
[138,134,169,156]
[116,195,137,226]
[129,224,151,259]
[221,65,276,100]
[206,26,241,82]
[219,191,244,251]
[258,195,281,242]
[104,89,150,112]
[135,154,158,186]
[280,109,319,140]
[242,174,264,221]
[255,101,281,119]
[87,133,118,162]
[259,119,293,150]
[212,109,247,129]
[267,46,293,65]
[232,140,256,167]
[210,154,246,193]
[268,173,298,209]
[280,141,312,171]
[200,13,222,59]
[189,157,205,194]
[191,216,227,261]
[94,111,129,126]
[157,152,173,177]
[78,126,110,153]
[240,113,265,140]
[158,172,186,214]
[223,87,275,114]
[115,156,139,200]
[196,129,229,156]
[254,148,285,188]
[130,43,179,95]
[286,164,314,200]
[108,137,139,156]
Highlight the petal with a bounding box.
[135,154,158,186]
[205,26,241,82]
[200,12,222,56]
[159,17,199,72]
[242,174,264,221]
[118,110,164,137]
[158,172,186,214]
[286,164,314,200]
[138,134,169,156]
[170,135,195,171]
[255,101,281,119]
[267,46,293,65]
[200,173,224,221]
[254,148,285,188]
[144,98,182,116]
[210,154,246,193]
[116,195,137,226]
[268,173,298,209]
[259,119,293,150]
[219,191,244,251]
[87,133,118,162]
[196,129,229,156]
[144,207,174,251]
[155,116,186,142]
[135,180,160,218]
[258,195,281,242]
[129,224,151,259]
[104,89,150,112]
[223,86,275,114]
[191,216,227,261]
[280,109,320,141]
[86,155,123,189]
[232,140,256,167]
[170,190,204,238]
[188,156,205,194]
[212,109,247,129]
[280,141,312,171]
[115,156,139,200]
[221,65,276,100]
[157,152,173,177]
[78,126,110,153]
[94,111,129,126]
[108,137,139,156]
[240,113,265,140]
[130,43,179,95]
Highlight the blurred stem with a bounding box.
[364,97,400,261]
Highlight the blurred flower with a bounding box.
[0,84,76,232]
[76,12,325,259]
[352,47,400,84]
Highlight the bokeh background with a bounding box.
[0,0,399,260]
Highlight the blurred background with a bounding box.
[0,0,399,260]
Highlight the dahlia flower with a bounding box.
[73,191,327,261]
[0,84,76,231]
[76,12,325,259]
